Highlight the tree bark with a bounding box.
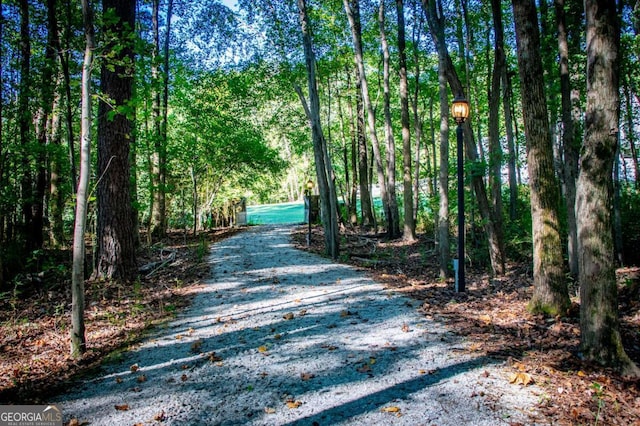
[95,0,137,280]
[577,0,639,376]
[437,63,450,279]
[71,0,95,359]
[396,0,416,241]
[556,0,580,277]
[297,0,339,259]
[354,65,374,228]
[378,1,400,238]
[488,0,505,245]
[19,0,35,251]
[344,0,391,236]
[422,0,506,276]
[512,0,569,315]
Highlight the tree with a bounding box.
[378,0,400,238]
[71,0,95,358]
[577,0,639,376]
[512,0,570,315]
[422,0,506,276]
[344,0,392,236]
[297,0,340,259]
[94,0,138,280]
[397,0,416,242]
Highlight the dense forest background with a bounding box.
[0,0,639,372]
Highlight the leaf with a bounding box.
[258,345,268,353]
[274,334,282,340]
[300,372,315,381]
[283,313,294,320]
[181,374,188,382]
[115,377,123,384]
[264,407,276,414]
[298,309,307,316]
[154,411,166,421]
[208,352,223,362]
[401,323,410,332]
[130,364,139,372]
[340,310,352,318]
[286,401,302,409]
[509,372,534,386]
[114,404,129,411]
[136,375,146,383]
[357,364,372,373]
[381,406,401,413]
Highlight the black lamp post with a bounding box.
[305,180,314,246]
[451,93,470,292]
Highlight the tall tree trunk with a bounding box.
[411,4,423,225]
[378,1,400,238]
[49,81,65,247]
[150,0,165,240]
[297,0,339,259]
[344,0,391,236]
[556,0,580,277]
[422,0,506,276]
[503,67,518,220]
[512,0,569,315]
[71,0,95,359]
[35,0,61,249]
[355,65,374,228]
[577,0,639,377]
[58,0,77,193]
[19,0,35,251]
[397,0,416,241]
[95,0,137,280]
[488,0,505,244]
[344,67,359,226]
[437,64,450,279]
[623,78,640,189]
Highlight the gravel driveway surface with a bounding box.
[56,226,541,425]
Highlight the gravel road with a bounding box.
[56,225,541,425]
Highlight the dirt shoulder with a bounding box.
[0,228,241,404]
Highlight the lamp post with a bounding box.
[305,180,314,246]
[451,93,469,292]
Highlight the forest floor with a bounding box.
[0,224,638,425]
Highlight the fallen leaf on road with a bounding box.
[130,364,139,372]
[381,406,401,413]
[357,364,372,373]
[300,372,315,381]
[153,410,166,421]
[265,407,276,414]
[136,375,146,383]
[283,313,294,320]
[114,404,129,411]
[286,401,302,409]
[258,345,268,353]
[208,352,223,362]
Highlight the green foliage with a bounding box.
[503,185,533,262]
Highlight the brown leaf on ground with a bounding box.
[114,404,129,411]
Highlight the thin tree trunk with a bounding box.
[344,67,359,225]
[437,64,450,279]
[344,0,391,236]
[411,4,423,225]
[297,0,339,259]
[577,0,639,376]
[19,0,35,251]
[422,0,505,276]
[512,0,569,315]
[71,0,95,359]
[503,68,518,220]
[378,1,400,238]
[556,0,580,276]
[623,79,640,189]
[49,80,65,247]
[58,0,77,193]
[396,0,416,241]
[355,65,374,228]
[488,0,505,245]
[150,0,165,240]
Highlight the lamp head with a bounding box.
[451,94,470,124]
